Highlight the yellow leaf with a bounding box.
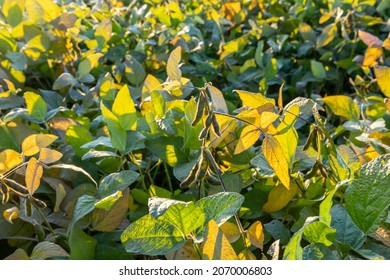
[238,249,257,260]
[234,90,275,108]
[112,85,137,130]
[263,183,297,213]
[208,85,228,113]
[234,125,260,154]
[142,74,162,100]
[166,240,199,260]
[385,98,390,112]
[3,207,19,224]
[374,67,390,98]
[322,95,360,121]
[262,136,290,188]
[22,134,58,157]
[39,148,63,164]
[25,157,43,195]
[358,30,384,48]
[247,221,264,249]
[202,220,238,260]
[0,149,22,174]
[167,46,182,81]
[220,221,240,243]
[260,112,279,129]
[278,104,300,132]
[25,0,61,22]
[275,129,298,168]
[363,47,383,67]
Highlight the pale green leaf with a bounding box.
[311,60,326,79]
[68,195,97,232]
[303,221,336,246]
[196,192,244,225]
[65,125,93,157]
[121,214,186,256]
[53,73,77,90]
[77,53,103,79]
[148,197,188,219]
[208,85,228,113]
[302,243,338,260]
[100,101,126,152]
[124,55,146,86]
[24,91,47,122]
[322,95,360,121]
[167,46,182,81]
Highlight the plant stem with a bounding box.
[130,153,147,191]
[192,241,203,260]
[163,162,173,193]
[29,198,57,238]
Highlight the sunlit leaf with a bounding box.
[234,125,260,155]
[234,90,275,108]
[66,125,93,157]
[48,164,97,186]
[0,149,22,174]
[121,214,185,256]
[374,66,390,98]
[3,207,19,224]
[22,134,58,157]
[77,53,104,79]
[247,221,264,249]
[167,46,182,81]
[316,23,338,48]
[24,91,47,122]
[25,157,43,195]
[303,221,336,246]
[263,183,297,213]
[363,47,383,67]
[262,136,290,188]
[322,95,360,121]
[100,101,127,152]
[208,85,228,113]
[202,220,238,260]
[25,0,61,23]
[112,85,137,130]
[220,221,240,243]
[238,249,256,260]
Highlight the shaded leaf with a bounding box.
[69,227,97,260]
[30,242,69,260]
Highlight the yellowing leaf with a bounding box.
[278,105,300,132]
[167,46,182,81]
[385,98,390,112]
[247,221,264,249]
[24,91,47,122]
[25,0,61,22]
[25,157,43,195]
[166,240,199,260]
[260,112,279,129]
[112,85,137,130]
[0,149,22,174]
[22,134,58,156]
[275,129,298,168]
[39,148,63,164]
[101,101,126,152]
[262,136,290,188]
[220,221,240,243]
[263,183,297,213]
[202,220,238,260]
[3,207,19,224]
[77,53,103,78]
[322,95,360,121]
[142,74,162,100]
[363,47,383,67]
[234,125,260,154]
[374,67,390,98]
[358,30,384,48]
[234,90,275,108]
[238,249,256,260]
[220,36,247,60]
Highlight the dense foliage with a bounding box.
[0,0,390,260]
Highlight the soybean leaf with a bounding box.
[234,126,260,154]
[202,220,238,260]
[234,90,275,108]
[48,164,97,186]
[68,195,97,233]
[195,192,244,225]
[322,95,360,121]
[24,92,47,122]
[302,243,338,260]
[263,183,297,213]
[0,149,22,174]
[25,158,43,195]
[69,227,97,260]
[262,136,290,189]
[30,242,69,260]
[22,134,58,157]
[39,148,63,164]
[98,170,139,198]
[303,221,336,246]
[100,101,127,152]
[374,66,390,98]
[167,46,182,81]
[112,85,137,130]
[247,221,264,249]
[345,154,390,234]
[149,197,188,219]
[330,204,365,249]
[53,73,77,90]
[121,214,186,256]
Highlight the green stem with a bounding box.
[163,162,173,193]
[29,198,57,238]
[130,153,147,191]
[192,241,203,260]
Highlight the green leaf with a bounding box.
[30,242,69,260]
[195,192,244,225]
[149,197,187,218]
[303,221,336,246]
[322,95,360,121]
[311,60,326,80]
[330,204,365,249]
[24,91,47,122]
[77,53,103,79]
[319,187,339,226]
[99,73,117,101]
[345,154,390,234]
[302,243,338,260]
[262,136,290,189]
[68,195,97,232]
[69,227,97,260]
[167,46,182,81]
[65,125,93,157]
[94,191,123,210]
[264,220,291,245]
[98,170,139,198]
[53,73,77,90]
[121,214,186,256]
[283,217,317,260]
[145,136,187,167]
[124,55,146,86]
[111,84,137,130]
[159,202,205,236]
[316,23,338,48]
[100,101,126,152]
